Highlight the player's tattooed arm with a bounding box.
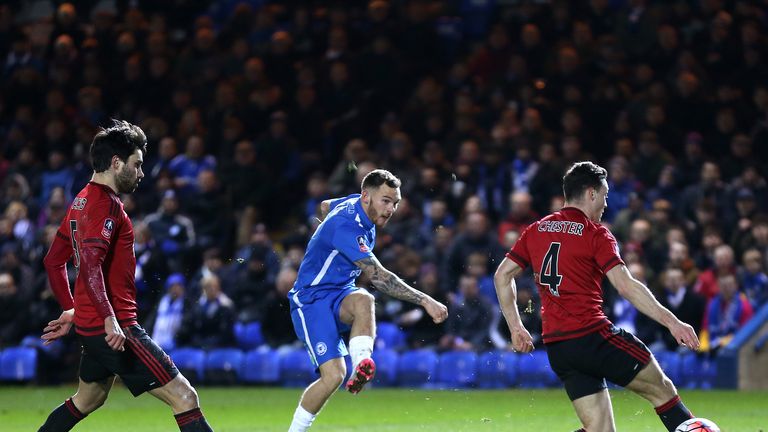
[355,256,426,305]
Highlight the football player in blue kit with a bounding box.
[287,169,448,432]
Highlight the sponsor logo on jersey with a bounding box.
[101,218,115,238]
[315,342,327,356]
[71,197,87,210]
[356,235,369,253]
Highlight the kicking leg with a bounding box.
[289,357,347,432]
[150,373,213,431]
[571,389,616,432]
[38,377,115,432]
[339,290,376,393]
[625,358,693,431]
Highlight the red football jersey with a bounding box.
[506,207,624,343]
[47,182,138,336]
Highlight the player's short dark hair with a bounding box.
[90,119,147,172]
[562,161,607,201]
[361,169,401,190]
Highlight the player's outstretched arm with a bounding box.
[607,265,700,350]
[494,258,534,353]
[355,256,448,323]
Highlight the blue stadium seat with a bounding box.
[279,348,318,387]
[397,349,438,388]
[234,321,264,350]
[204,348,244,385]
[170,348,206,383]
[241,348,280,384]
[653,350,681,384]
[372,348,399,387]
[376,322,406,350]
[477,351,514,389]
[460,0,496,39]
[438,351,478,388]
[516,351,558,388]
[0,346,37,381]
[680,352,716,389]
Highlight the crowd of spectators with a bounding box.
[1,0,768,381]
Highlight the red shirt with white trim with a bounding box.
[45,182,137,335]
[506,207,624,343]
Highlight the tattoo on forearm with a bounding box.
[356,257,425,304]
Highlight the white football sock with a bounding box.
[288,405,316,432]
[349,335,374,368]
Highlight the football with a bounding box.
[675,418,721,432]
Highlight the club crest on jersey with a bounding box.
[315,342,327,356]
[71,197,87,210]
[356,235,369,253]
[101,218,115,238]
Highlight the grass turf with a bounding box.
[1,385,764,431]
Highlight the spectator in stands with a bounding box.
[144,189,196,272]
[0,272,25,347]
[231,244,274,323]
[497,191,538,244]
[185,169,229,250]
[397,263,446,349]
[739,248,768,309]
[695,244,736,301]
[444,211,504,292]
[658,268,706,351]
[148,273,188,351]
[178,274,235,350]
[169,135,216,197]
[703,273,754,353]
[492,285,542,349]
[439,274,494,351]
[261,267,299,349]
[668,241,700,288]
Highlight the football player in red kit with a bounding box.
[494,161,701,432]
[37,120,213,432]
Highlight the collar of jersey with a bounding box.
[560,206,589,219]
[354,197,374,229]
[88,181,118,197]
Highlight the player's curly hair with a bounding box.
[90,119,148,172]
[361,169,401,190]
[562,161,607,202]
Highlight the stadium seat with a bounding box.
[241,348,280,384]
[234,321,264,350]
[204,348,244,385]
[516,351,558,388]
[170,348,206,384]
[477,350,514,389]
[376,322,406,350]
[653,350,682,384]
[0,346,37,381]
[680,352,716,389]
[396,349,438,388]
[279,348,318,387]
[372,348,399,387]
[438,351,478,388]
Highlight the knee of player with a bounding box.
[176,384,200,409]
[355,291,375,311]
[322,367,347,388]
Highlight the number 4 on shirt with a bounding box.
[540,242,563,297]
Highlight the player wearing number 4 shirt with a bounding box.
[37,120,213,432]
[287,169,448,432]
[494,162,704,432]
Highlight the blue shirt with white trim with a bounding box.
[291,194,376,294]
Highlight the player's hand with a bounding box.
[668,319,699,351]
[104,316,126,352]
[41,309,74,345]
[509,324,535,353]
[422,297,448,324]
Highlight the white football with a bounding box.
[675,417,720,432]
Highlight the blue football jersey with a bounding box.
[292,194,376,293]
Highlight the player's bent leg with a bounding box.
[150,373,213,432]
[38,377,115,432]
[339,290,376,391]
[289,357,347,432]
[571,389,616,432]
[625,358,693,431]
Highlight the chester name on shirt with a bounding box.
[537,220,585,236]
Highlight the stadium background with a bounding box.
[1,0,767,430]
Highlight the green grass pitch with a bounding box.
[1,386,764,431]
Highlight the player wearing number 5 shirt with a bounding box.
[494,162,703,432]
[37,120,213,432]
